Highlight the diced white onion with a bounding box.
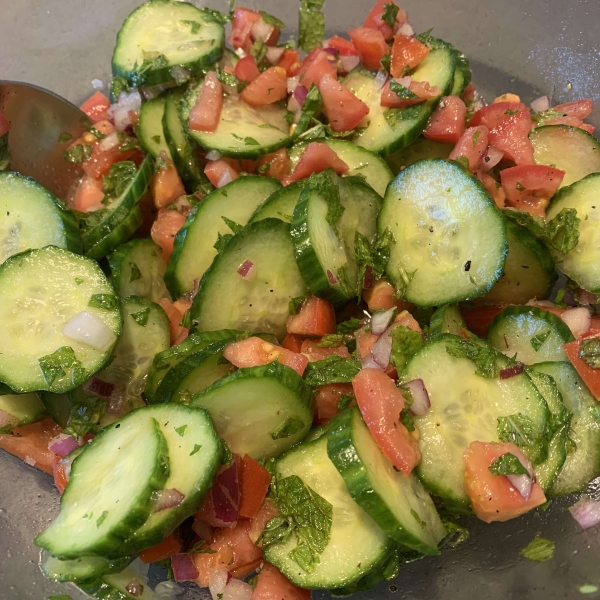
[266,46,285,65]
[170,66,191,85]
[251,19,275,44]
[397,22,415,37]
[561,307,591,338]
[206,150,222,161]
[91,79,104,90]
[371,308,396,336]
[62,311,117,352]
[209,567,231,600]
[374,69,389,90]
[507,473,533,500]
[24,456,36,466]
[371,332,392,367]
[108,90,142,132]
[481,145,504,171]
[530,95,551,113]
[287,76,300,95]
[217,170,233,189]
[569,498,600,530]
[339,55,360,73]
[222,579,253,600]
[98,131,120,152]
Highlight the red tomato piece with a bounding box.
[277,49,301,77]
[314,382,355,424]
[256,148,290,182]
[238,455,271,519]
[355,328,379,360]
[52,455,68,494]
[204,158,240,188]
[477,170,506,209]
[463,441,546,522]
[193,546,235,587]
[363,278,413,312]
[151,209,186,263]
[424,95,467,144]
[249,498,279,544]
[500,165,565,216]
[282,333,303,353]
[295,47,323,78]
[211,519,263,572]
[301,339,351,363]
[363,0,407,41]
[286,293,337,336]
[390,35,430,79]
[352,367,421,475]
[81,145,141,180]
[348,27,390,72]
[552,99,594,120]
[563,330,600,401]
[157,298,188,346]
[285,142,349,184]
[380,79,439,108]
[462,305,505,337]
[251,564,311,600]
[448,125,489,171]
[326,35,358,56]
[234,55,261,83]
[241,67,288,106]
[319,74,369,132]
[189,72,223,133]
[229,7,261,52]
[391,309,423,334]
[151,156,186,209]
[544,115,596,134]
[80,91,111,123]
[93,120,116,137]
[139,533,182,564]
[0,109,10,136]
[72,176,105,212]
[299,50,338,90]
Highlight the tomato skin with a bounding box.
[234,55,261,83]
[80,91,111,123]
[238,455,271,519]
[204,158,240,188]
[390,35,430,78]
[241,67,288,106]
[327,35,358,56]
[251,563,311,600]
[544,115,596,134]
[449,125,489,171]
[151,156,186,209]
[300,339,350,362]
[72,176,105,212]
[500,165,565,216]
[189,72,223,133]
[352,367,421,475]
[52,455,68,494]
[157,298,188,346]
[151,209,186,263]
[0,109,10,136]
[463,441,546,522]
[380,79,439,108]
[363,0,407,40]
[298,50,338,90]
[139,533,182,564]
[285,142,349,184]
[282,333,303,353]
[348,27,390,71]
[563,330,600,401]
[256,148,290,182]
[424,96,467,144]
[286,294,337,336]
[319,74,369,133]
[229,7,261,52]
[315,382,355,425]
[277,49,301,76]
[553,99,594,120]
[477,170,506,208]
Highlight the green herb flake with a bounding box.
[530,330,550,351]
[65,396,106,437]
[440,515,469,548]
[59,132,73,143]
[215,66,239,87]
[354,227,395,292]
[298,0,326,52]
[384,105,422,130]
[180,19,201,34]
[129,262,142,282]
[102,160,136,199]
[190,444,202,456]
[259,11,286,28]
[579,585,599,595]
[410,509,426,529]
[221,216,243,234]
[453,155,471,173]
[472,130,481,146]
[337,318,361,334]
[214,232,233,253]
[389,326,424,372]
[400,407,415,432]
[64,143,93,164]
[294,85,322,137]
[130,307,151,327]
[488,452,530,478]
[110,75,129,101]
[88,293,119,311]
[289,295,306,315]
[221,438,233,466]
[520,536,555,562]
[39,346,86,388]
[271,417,305,440]
[337,393,355,413]
[175,425,188,437]
[389,79,419,101]
[74,277,84,285]
[516,182,526,191]
[445,337,500,378]
[47,596,72,600]
[497,413,542,449]
[136,52,169,79]
[82,117,106,140]
[96,510,109,528]
[204,6,233,25]
[151,134,161,145]
[316,334,345,348]
[505,108,519,116]
[250,37,267,64]
[303,355,362,386]
[381,3,399,27]
[380,53,391,74]
[579,337,600,368]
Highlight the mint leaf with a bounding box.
[271,417,305,440]
[439,514,469,549]
[215,66,238,87]
[180,19,201,34]
[389,79,419,101]
[221,216,243,234]
[130,307,150,326]
[304,170,344,233]
[96,510,109,528]
[136,53,169,79]
[488,452,530,478]
[221,439,233,466]
[303,355,362,386]
[175,425,187,437]
[190,444,202,456]
[298,0,326,52]
[381,3,399,27]
[530,330,550,351]
[497,413,542,448]
[410,508,426,529]
[59,132,73,143]
[39,346,86,388]
[88,294,119,311]
[337,393,355,412]
[316,334,345,348]
[579,337,600,368]
[384,105,422,129]
[336,318,361,334]
[204,6,233,25]
[354,227,395,292]
[520,536,555,562]
[129,262,142,282]
[214,232,233,253]
[65,395,105,437]
[102,160,136,199]
[289,295,306,315]
[82,117,106,140]
[445,338,500,378]
[389,325,423,373]
[294,85,322,137]
[64,143,92,164]
[260,11,286,28]
[250,37,268,64]
[400,407,415,431]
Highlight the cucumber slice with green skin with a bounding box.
[327,407,446,555]
[449,48,472,96]
[403,334,550,512]
[546,173,600,293]
[249,182,305,224]
[111,0,224,88]
[35,413,170,559]
[82,565,159,599]
[109,238,171,303]
[530,125,600,188]
[287,139,393,196]
[144,329,244,403]
[165,176,281,297]
[263,434,393,589]
[428,304,466,339]
[85,206,144,261]
[191,219,307,340]
[191,361,313,460]
[0,246,122,393]
[121,403,222,554]
[379,159,507,307]
[486,306,574,365]
[136,96,172,160]
[0,393,45,433]
[535,424,570,493]
[385,137,453,176]
[41,553,133,584]
[346,43,455,156]
[479,217,557,305]
[0,172,82,264]
[181,80,291,159]
[532,362,600,495]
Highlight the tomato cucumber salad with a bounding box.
[1,0,600,597]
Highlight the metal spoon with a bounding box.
[0,81,88,200]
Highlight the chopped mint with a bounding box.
[130,307,151,327]
[530,330,550,352]
[488,452,530,478]
[389,326,424,372]
[271,417,305,440]
[381,3,399,28]
[260,11,286,28]
[337,393,355,413]
[74,277,84,285]
[221,439,233,466]
[445,338,500,378]
[180,19,201,34]
[316,334,345,348]
[151,134,161,144]
[303,355,362,386]
[298,0,326,52]
[59,132,73,143]
[65,396,105,437]
[305,170,344,233]
[289,295,306,315]
[497,413,543,449]
[579,337,600,369]
[96,511,109,528]
[294,85,322,137]
[190,444,202,456]
[389,79,419,101]
[213,232,233,253]
[215,66,238,87]
[520,536,555,562]
[39,346,85,388]
[129,262,142,282]
[175,425,187,437]
[337,318,361,334]
[410,509,427,528]
[231,133,260,146]
[400,407,415,432]
[250,37,267,64]
[384,105,422,129]
[221,216,243,234]
[102,160,136,199]
[64,143,92,164]
[88,293,119,311]
[354,227,395,293]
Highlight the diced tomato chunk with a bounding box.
[352,368,421,474]
[544,115,596,134]
[251,564,311,600]
[81,144,140,180]
[363,0,407,41]
[150,208,185,263]
[319,74,369,132]
[285,142,349,184]
[235,55,261,83]
[229,7,261,52]
[299,50,338,90]
[355,328,379,360]
[327,35,358,56]
[211,519,263,572]
[390,35,430,78]
[223,336,308,376]
[348,27,390,71]
[391,309,423,334]
[363,278,413,312]
[424,95,467,144]
[205,158,239,188]
[461,305,505,337]
[151,155,186,209]
[238,455,271,519]
[249,498,279,544]
[563,330,600,401]
[380,79,439,108]
[157,298,188,346]
[286,294,336,336]
[477,170,506,209]
[449,125,489,171]
[256,149,290,182]
[52,455,68,494]
[139,533,182,564]
[193,546,234,587]
[296,47,323,78]
[0,109,10,136]
[80,91,111,123]
[189,72,223,133]
[277,49,301,77]
[463,441,546,522]
[553,99,594,120]
[72,176,105,212]
[241,67,288,106]
[301,339,350,362]
[314,382,355,424]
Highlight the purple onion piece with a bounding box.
[361,354,383,370]
[499,363,524,380]
[326,270,339,285]
[507,473,533,500]
[569,498,600,530]
[371,332,392,367]
[171,553,199,582]
[371,308,396,336]
[400,379,430,415]
[293,85,309,106]
[48,434,81,458]
[151,488,185,513]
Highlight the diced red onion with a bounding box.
[561,307,591,338]
[237,260,257,282]
[217,170,234,189]
[371,308,396,336]
[222,579,254,600]
[209,567,231,600]
[371,332,393,367]
[171,66,192,85]
[251,19,274,44]
[530,95,551,113]
[362,265,374,289]
[98,131,120,152]
[507,473,533,500]
[499,363,524,380]
[287,76,300,95]
[569,498,600,530]
[62,311,117,352]
[400,379,431,415]
[322,47,338,57]
[48,434,81,458]
[287,96,302,116]
[0,410,17,430]
[577,290,597,306]
[327,270,338,285]
[125,579,143,597]
[293,85,309,107]
[151,488,185,513]
[339,55,360,73]
[361,354,383,370]
[84,377,115,398]
[481,145,504,171]
[266,46,285,65]
[108,90,142,132]
[396,76,412,88]
[206,150,222,161]
[397,22,415,37]
[374,70,390,90]
[212,462,240,525]
[171,554,199,582]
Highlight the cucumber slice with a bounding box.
[0,246,122,393]
[428,304,466,339]
[403,334,549,512]
[379,159,507,307]
[85,205,144,261]
[346,42,455,156]
[249,182,305,224]
[486,306,574,364]
[449,48,472,96]
[288,139,393,196]
[181,81,291,158]
[263,434,393,589]
[0,392,45,433]
[122,403,222,553]
[191,219,307,340]
[191,361,312,460]
[82,565,159,599]
[0,172,82,264]
[385,137,453,176]
[479,217,557,305]
[530,125,600,188]
[112,0,224,88]
[109,238,171,303]
[41,553,132,584]
[533,362,600,495]
[137,96,172,160]
[165,176,281,297]
[534,424,570,492]
[546,173,600,293]
[35,413,170,558]
[327,407,445,555]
